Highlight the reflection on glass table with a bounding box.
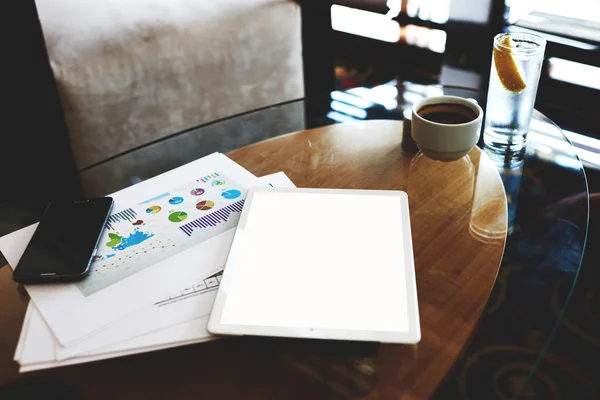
[0,82,590,399]
[324,83,589,398]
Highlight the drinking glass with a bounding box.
[483,32,546,151]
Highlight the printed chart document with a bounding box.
[0,153,258,347]
[11,172,296,372]
[52,172,296,360]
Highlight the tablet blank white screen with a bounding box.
[220,191,409,332]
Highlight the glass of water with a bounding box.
[483,32,546,152]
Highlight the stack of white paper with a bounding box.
[0,153,295,372]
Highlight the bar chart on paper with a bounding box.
[106,208,137,230]
[200,172,221,183]
[179,200,245,236]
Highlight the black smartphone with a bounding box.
[13,197,114,284]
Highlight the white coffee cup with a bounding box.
[411,96,483,162]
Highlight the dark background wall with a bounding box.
[0,0,80,236]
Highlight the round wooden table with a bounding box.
[0,120,507,399]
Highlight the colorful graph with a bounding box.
[200,172,220,183]
[180,200,244,236]
[168,211,188,223]
[77,169,245,297]
[196,200,215,211]
[221,189,241,200]
[106,208,137,230]
[112,229,154,250]
[106,233,123,247]
[169,197,184,205]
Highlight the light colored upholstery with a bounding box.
[36,0,304,169]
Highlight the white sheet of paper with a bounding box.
[18,303,213,371]
[21,315,213,372]
[15,172,296,370]
[19,337,214,373]
[0,153,260,347]
[53,172,297,360]
[13,305,32,361]
[53,261,223,360]
[18,303,58,365]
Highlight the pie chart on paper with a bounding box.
[169,197,184,205]
[190,188,205,196]
[168,211,188,223]
[196,200,215,211]
[221,189,242,200]
[146,206,162,214]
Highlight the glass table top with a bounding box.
[0,82,589,399]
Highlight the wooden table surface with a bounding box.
[0,121,507,399]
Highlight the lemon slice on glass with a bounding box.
[494,36,527,93]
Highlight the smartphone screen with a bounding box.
[13,197,113,282]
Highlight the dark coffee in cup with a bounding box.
[412,95,483,161]
[417,103,478,124]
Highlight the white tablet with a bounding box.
[208,188,420,344]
